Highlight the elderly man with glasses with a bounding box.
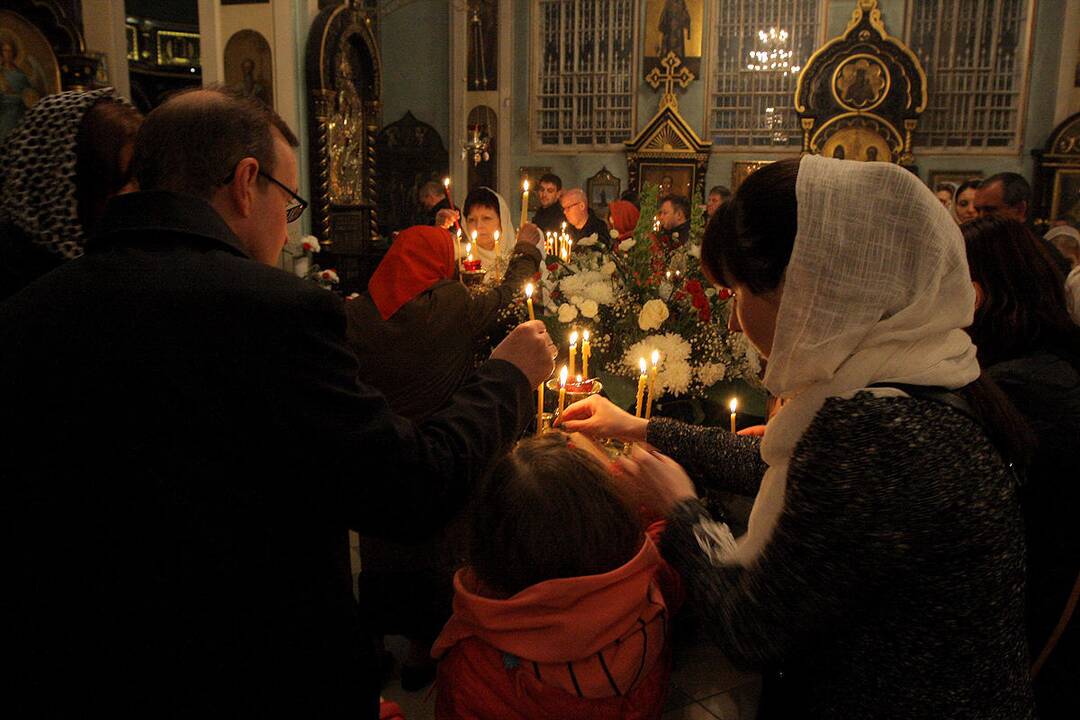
[0,86,556,717]
[560,187,609,247]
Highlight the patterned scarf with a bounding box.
[0,88,132,259]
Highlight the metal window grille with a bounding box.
[534,0,637,148]
[707,0,821,148]
[905,0,1031,149]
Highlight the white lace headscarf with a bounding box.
[468,187,516,275]
[731,154,981,566]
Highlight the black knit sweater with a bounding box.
[648,392,1035,719]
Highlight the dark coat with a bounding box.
[0,220,63,301]
[531,202,566,233]
[0,190,534,717]
[345,241,541,423]
[569,209,610,247]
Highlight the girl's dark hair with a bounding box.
[701,158,800,293]
[75,99,143,233]
[962,216,1080,368]
[468,432,643,598]
[954,178,981,199]
[462,187,501,220]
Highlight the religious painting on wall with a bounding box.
[224,30,273,108]
[928,170,982,192]
[731,161,774,192]
[643,0,703,79]
[1051,170,1080,225]
[0,10,61,141]
[519,166,550,212]
[586,166,621,219]
[640,162,693,200]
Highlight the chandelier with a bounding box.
[462,123,490,166]
[746,27,800,74]
[764,107,786,145]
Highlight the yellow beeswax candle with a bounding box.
[730,398,738,433]
[581,330,591,378]
[525,283,535,320]
[645,349,660,420]
[557,365,568,417]
[537,381,544,435]
[520,179,530,228]
[635,357,647,417]
[568,331,579,378]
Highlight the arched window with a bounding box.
[706,0,823,148]
[904,0,1034,150]
[532,0,638,149]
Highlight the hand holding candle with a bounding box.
[568,330,579,378]
[443,177,463,234]
[635,357,648,417]
[525,283,535,320]
[730,398,738,433]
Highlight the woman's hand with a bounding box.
[556,395,648,442]
[435,209,459,230]
[737,424,766,437]
[614,444,697,516]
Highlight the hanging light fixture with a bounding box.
[746,27,800,74]
[462,123,490,166]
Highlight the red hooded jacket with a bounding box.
[432,524,682,719]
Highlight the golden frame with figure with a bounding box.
[639,162,694,201]
[1050,169,1080,225]
[0,10,61,141]
[643,0,704,79]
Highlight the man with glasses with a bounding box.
[561,187,609,246]
[1,87,555,716]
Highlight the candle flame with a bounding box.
[730,398,738,413]
[651,349,660,366]
[523,179,529,192]
[524,282,534,299]
[471,230,478,241]
[443,177,450,188]
[559,365,568,387]
[561,221,567,231]
[494,229,500,242]
[569,330,579,345]
[639,357,647,374]
[582,330,589,341]
[465,242,471,255]
[576,374,582,384]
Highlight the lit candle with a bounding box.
[520,179,530,228]
[645,350,660,420]
[581,330,591,378]
[537,380,544,436]
[730,398,738,433]
[443,177,463,235]
[568,330,579,378]
[525,283,535,320]
[557,365,568,417]
[635,358,648,417]
[465,242,472,260]
[493,229,501,277]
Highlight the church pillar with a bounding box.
[81,0,130,100]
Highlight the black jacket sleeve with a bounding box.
[647,417,766,496]
[464,241,541,336]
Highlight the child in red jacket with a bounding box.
[432,432,682,720]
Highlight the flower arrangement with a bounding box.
[532,184,762,414]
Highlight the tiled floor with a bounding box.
[381,629,761,719]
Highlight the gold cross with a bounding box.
[645,52,696,109]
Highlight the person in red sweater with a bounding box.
[432,432,682,719]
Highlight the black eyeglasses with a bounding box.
[560,200,584,211]
[258,170,308,223]
[220,164,308,223]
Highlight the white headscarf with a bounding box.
[731,155,981,566]
[470,187,516,278]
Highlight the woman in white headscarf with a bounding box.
[559,156,1036,718]
[461,186,516,280]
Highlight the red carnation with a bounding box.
[547,263,559,272]
[685,279,702,294]
[692,293,707,310]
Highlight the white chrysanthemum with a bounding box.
[601,260,616,276]
[734,333,762,376]
[638,299,669,330]
[560,270,615,306]
[579,299,599,318]
[576,233,599,247]
[618,238,636,252]
[570,294,584,306]
[696,361,728,387]
[558,303,579,323]
[623,333,694,395]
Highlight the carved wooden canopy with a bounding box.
[305,0,382,293]
[1032,112,1080,225]
[794,0,926,166]
[625,53,711,201]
